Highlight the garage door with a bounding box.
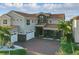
[18,34,26,42]
[11,34,17,42]
[26,32,35,40]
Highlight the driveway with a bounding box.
[14,38,60,55]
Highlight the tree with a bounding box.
[0,26,11,48]
[57,20,74,54]
[58,20,72,36]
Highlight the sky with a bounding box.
[0,3,79,20]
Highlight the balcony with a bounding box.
[35,23,46,27]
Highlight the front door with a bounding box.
[35,27,43,37]
[18,34,26,42]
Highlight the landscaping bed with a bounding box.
[0,45,27,55]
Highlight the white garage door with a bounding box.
[11,34,18,42]
[26,32,35,40]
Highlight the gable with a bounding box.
[0,14,11,20]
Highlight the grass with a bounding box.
[0,49,27,55]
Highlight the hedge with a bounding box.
[0,49,27,55]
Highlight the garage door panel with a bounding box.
[11,34,17,42]
[18,34,26,42]
[27,32,35,40]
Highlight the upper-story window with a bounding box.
[26,20,30,25]
[32,20,33,23]
[3,20,7,24]
[50,20,51,24]
[17,19,18,21]
[40,16,43,19]
[38,15,44,23]
[20,19,22,21]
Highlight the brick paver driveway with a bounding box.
[14,38,60,55]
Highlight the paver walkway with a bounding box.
[14,38,60,55]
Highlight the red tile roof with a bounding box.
[50,14,65,19]
[10,10,65,20]
[73,16,79,20]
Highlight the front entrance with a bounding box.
[35,27,43,37]
[18,34,26,42]
[44,30,62,39]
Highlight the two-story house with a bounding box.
[0,10,65,42]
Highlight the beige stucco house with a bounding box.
[0,10,65,42]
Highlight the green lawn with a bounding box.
[0,49,27,55]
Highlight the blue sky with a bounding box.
[0,3,79,20]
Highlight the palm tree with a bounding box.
[57,20,74,54]
[0,26,11,48]
[57,20,72,37]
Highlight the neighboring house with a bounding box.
[72,16,79,43]
[0,10,65,42]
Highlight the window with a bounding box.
[17,19,18,21]
[3,20,7,24]
[40,16,43,18]
[40,16,44,20]
[20,19,22,21]
[32,20,33,23]
[26,20,30,25]
[50,20,51,23]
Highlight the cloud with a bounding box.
[1,3,79,20]
[4,3,23,7]
[0,5,6,9]
[42,3,63,11]
[2,3,79,12]
[4,3,40,9]
[23,3,40,10]
[41,3,79,12]
[0,4,7,9]
[43,4,64,11]
[27,4,38,9]
[3,3,75,12]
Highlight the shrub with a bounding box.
[12,49,27,55]
[0,49,27,55]
[0,51,9,55]
[74,50,79,55]
[66,33,74,43]
[61,43,73,54]
[74,44,79,50]
[60,37,75,54]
